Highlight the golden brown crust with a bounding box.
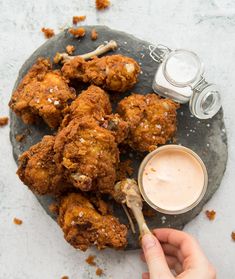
[62,54,140,92]
[0,116,9,126]
[68,27,86,38]
[96,0,110,10]
[205,210,216,221]
[72,15,86,24]
[66,45,75,55]
[54,117,119,194]
[91,29,98,41]
[17,135,72,195]
[117,94,179,152]
[13,218,23,225]
[41,27,55,38]
[58,193,127,251]
[61,85,112,128]
[9,58,76,128]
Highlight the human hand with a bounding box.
[141,228,216,279]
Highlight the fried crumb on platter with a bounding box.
[61,276,69,279]
[15,134,25,142]
[49,203,59,214]
[73,15,86,24]
[13,218,23,225]
[205,210,216,220]
[96,268,104,276]
[66,45,75,55]
[231,231,235,241]
[69,27,86,38]
[96,0,110,10]
[91,28,98,40]
[0,116,8,126]
[41,27,55,39]
[86,255,96,266]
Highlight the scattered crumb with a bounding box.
[205,210,216,221]
[15,134,25,142]
[61,276,69,279]
[49,203,59,215]
[73,15,86,24]
[91,28,98,40]
[41,27,55,39]
[54,52,63,64]
[13,218,23,225]
[66,45,75,55]
[69,27,86,38]
[96,268,104,276]
[86,255,96,266]
[150,168,156,172]
[143,208,156,217]
[116,160,134,181]
[96,0,110,10]
[231,231,235,241]
[0,116,8,126]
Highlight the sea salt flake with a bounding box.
[54,100,60,105]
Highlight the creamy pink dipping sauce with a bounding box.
[142,148,205,212]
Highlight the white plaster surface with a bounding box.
[0,0,235,278]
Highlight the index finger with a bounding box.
[153,228,205,260]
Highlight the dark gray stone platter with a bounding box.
[10,25,228,250]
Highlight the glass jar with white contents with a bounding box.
[150,45,221,119]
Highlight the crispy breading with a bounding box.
[72,15,86,24]
[54,117,119,194]
[117,93,179,152]
[17,135,72,195]
[0,116,9,126]
[61,85,112,128]
[91,28,98,40]
[66,45,75,55]
[41,27,55,38]
[62,54,140,92]
[68,27,86,38]
[96,0,110,10]
[9,58,76,128]
[58,193,127,251]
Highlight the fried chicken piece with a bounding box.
[61,85,112,128]
[58,193,127,251]
[100,113,129,144]
[9,58,76,128]
[117,94,179,152]
[62,54,140,92]
[17,135,71,195]
[54,117,119,194]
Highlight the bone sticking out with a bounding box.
[58,40,118,63]
[114,179,151,237]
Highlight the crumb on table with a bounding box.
[91,29,98,40]
[96,268,104,276]
[15,134,25,142]
[86,255,96,266]
[231,231,235,241]
[96,0,110,10]
[61,276,69,279]
[0,116,8,126]
[69,27,86,38]
[66,45,75,55]
[49,203,59,214]
[205,210,216,221]
[73,15,86,24]
[41,27,55,39]
[13,218,23,225]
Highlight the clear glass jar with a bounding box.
[150,45,221,119]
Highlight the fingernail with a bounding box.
[142,234,156,250]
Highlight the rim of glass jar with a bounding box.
[138,145,208,215]
[162,49,204,88]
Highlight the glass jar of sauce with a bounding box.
[150,45,221,119]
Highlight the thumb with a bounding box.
[142,234,173,279]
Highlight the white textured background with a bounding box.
[0,0,235,278]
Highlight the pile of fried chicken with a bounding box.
[9,49,179,251]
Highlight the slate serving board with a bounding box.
[10,25,228,250]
